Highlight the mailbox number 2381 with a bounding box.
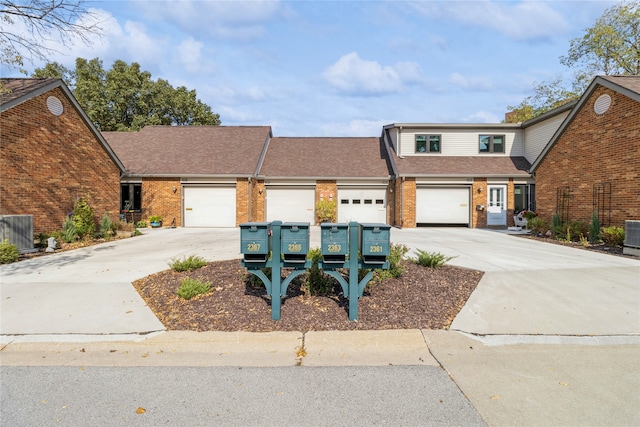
[369,245,383,253]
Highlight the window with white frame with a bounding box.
[479,135,505,153]
[415,134,441,153]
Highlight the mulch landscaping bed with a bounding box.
[132,259,484,332]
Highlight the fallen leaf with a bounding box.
[490,395,500,400]
[136,407,146,414]
[559,382,569,387]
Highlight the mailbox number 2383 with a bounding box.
[369,245,383,253]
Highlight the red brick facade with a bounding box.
[535,85,640,228]
[1,87,122,234]
[141,178,181,226]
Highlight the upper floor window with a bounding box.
[479,135,504,153]
[415,134,441,153]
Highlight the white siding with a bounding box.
[523,111,570,163]
[398,128,524,157]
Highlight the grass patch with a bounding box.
[410,249,456,268]
[170,255,207,272]
[176,278,212,300]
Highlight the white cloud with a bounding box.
[136,0,286,40]
[323,52,422,96]
[449,72,493,91]
[409,0,569,41]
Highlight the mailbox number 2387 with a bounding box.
[246,243,261,252]
[369,245,383,253]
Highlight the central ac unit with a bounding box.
[624,220,640,249]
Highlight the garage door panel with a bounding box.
[416,188,469,225]
[184,187,236,227]
[266,188,315,223]
[338,188,386,223]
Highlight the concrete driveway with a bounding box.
[1,226,638,339]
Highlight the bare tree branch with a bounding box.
[0,0,104,69]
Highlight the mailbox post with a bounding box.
[240,221,310,320]
[319,221,390,321]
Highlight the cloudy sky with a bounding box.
[5,0,616,136]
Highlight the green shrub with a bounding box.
[71,196,95,238]
[588,211,601,244]
[600,226,625,246]
[315,200,336,223]
[564,221,587,242]
[62,217,78,243]
[99,213,116,239]
[410,249,456,268]
[35,232,49,249]
[371,243,410,281]
[0,239,19,264]
[176,278,211,300]
[305,247,337,295]
[169,255,207,272]
[136,220,148,228]
[527,217,548,234]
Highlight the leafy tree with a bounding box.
[506,0,640,123]
[561,1,640,76]
[35,57,221,130]
[0,1,102,71]
[31,61,74,86]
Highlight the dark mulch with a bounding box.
[132,260,484,332]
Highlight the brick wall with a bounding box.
[472,179,487,228]
[142,178,181,226]
[251,180,266,222]
[236,178,250,225]
[0,87,121,234]
[535,85,640,228]
[402,178,417,227]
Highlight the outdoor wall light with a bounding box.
[477,187,483,193]
[172,186,177,193]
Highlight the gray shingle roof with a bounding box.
[600,75,640,95]
[103,126,272,176]
[393,156,531,177]
[258,137,391,178]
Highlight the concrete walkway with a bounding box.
[1,226,639,426]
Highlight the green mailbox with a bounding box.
[359,223,391,264]
[321,223,349,264]
[240,222,271,263]
[280,222,309,263]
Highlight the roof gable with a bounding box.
[530,75,640,172]
[103,126,272,176]
[0,78,125,173]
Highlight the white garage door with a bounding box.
[338,188,387,223]
[266,187,315,223]
[416,187,470,225]
[183,186,236,227]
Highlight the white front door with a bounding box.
[487,185,507,226]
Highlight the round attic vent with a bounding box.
[594,94,611,115]
[46,96,64,116]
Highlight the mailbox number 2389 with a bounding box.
[246,243,261,252]
[369,245,383,253]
